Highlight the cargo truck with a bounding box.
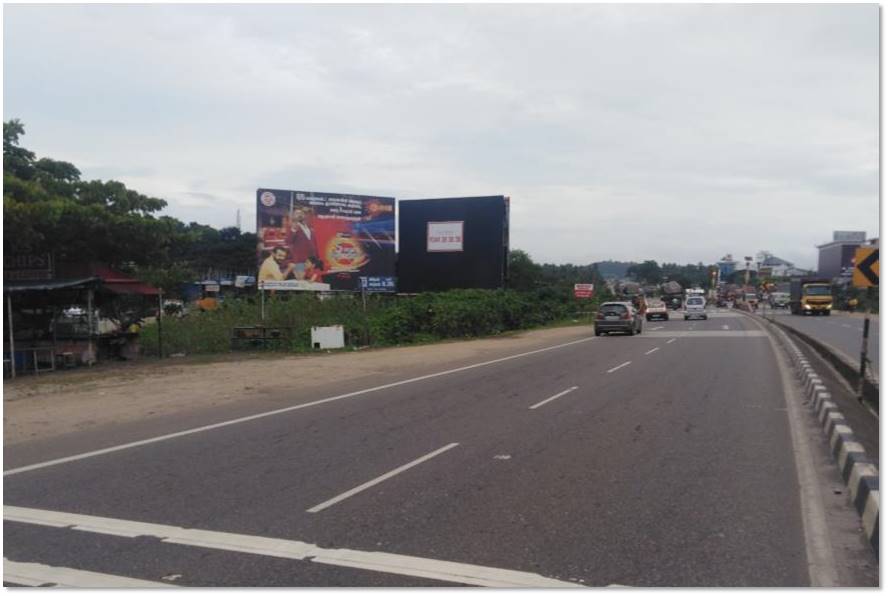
[661,281,683,310]
[789,278,832,315]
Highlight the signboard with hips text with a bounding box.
[574,283,594,298]
[427,221,464,252]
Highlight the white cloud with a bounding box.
[4,4,878,269]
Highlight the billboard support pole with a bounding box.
[7,293,15,379]
[361,285,370,346]
[157,290,163,359]
[260,288,266,323]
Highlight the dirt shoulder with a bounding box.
[4,325,593,446]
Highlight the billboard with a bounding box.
[256,189,396,291]
[398,196,509,293]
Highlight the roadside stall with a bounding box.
[3,264,160,377]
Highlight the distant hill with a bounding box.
[593,260,637,279]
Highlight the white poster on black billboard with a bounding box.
[427,221,464,252]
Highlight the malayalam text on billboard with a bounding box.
[256,189,396,291]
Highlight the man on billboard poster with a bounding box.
[258,247,293,282]
[285,205,318,279]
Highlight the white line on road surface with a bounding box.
[4,506,581,588]
[4,336,598,477]
[307,443,460,513]
[747,318,839,586]
[644,348,660,355]
[651,326,664,330]
[666,338,677,344]
[721,325,730,330]
[842,324,852,328]
[528,386,579,410]
[606,361,631,373]
[4,558,172,588]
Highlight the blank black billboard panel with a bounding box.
[398,196,509,293]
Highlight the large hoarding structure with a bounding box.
[256,189,396,291]
[397,196,509,293]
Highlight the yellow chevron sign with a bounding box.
[852,247,879,288]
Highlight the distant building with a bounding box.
[717,254,737,281]
[817,231,868,279]
[758,254,795,277]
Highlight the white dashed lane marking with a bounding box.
[4,336,597,477]
[607,361,632,374]
[307,443,460,513]
[644,348,659,355]
[528,386,579,410]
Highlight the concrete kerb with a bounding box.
[752,312,879,555]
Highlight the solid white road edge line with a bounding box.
[606,361,631,374]
[748,317,839,586]
[3,506,581,588]
[528,386,579,410]
[4,336,597,477]
[3,558,172,588]
[644,348,659,355]
[307,443,460,513]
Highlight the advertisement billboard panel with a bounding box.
[256,189,396,291]
[398,196,509,293]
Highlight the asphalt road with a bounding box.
[763,308,879,377]
[3,310,875,587]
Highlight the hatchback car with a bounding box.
[595,302,643,336]
[645,300,669,321]
[684,296,708,320]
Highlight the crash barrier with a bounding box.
[765,316,878,410]
[774,324,879,555]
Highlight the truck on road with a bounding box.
[662,281,683,310]
[789,278,833,315]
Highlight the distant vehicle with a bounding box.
[789,278,832,315]
[646,300,669,321]
[595,302,644,336]
[684,296,707,320]
[769,292,790,308]
[661,281,683,310]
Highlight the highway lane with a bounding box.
[2,311,867,586]
[764,308,879,377]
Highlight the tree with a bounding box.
[627,260,662,285]
[507,249,543,291]
[2,120,260,296]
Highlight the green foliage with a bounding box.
[142,289,581,356]
[4,120,257,296]
[627,260,662,284]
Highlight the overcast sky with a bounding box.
[3,4,879,269]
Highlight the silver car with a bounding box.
[595,302,644,336]
[684,296,708,320]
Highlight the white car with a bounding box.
[645,300,669,321]
[684,296,707,320]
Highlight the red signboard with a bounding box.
[574,283,594,299]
